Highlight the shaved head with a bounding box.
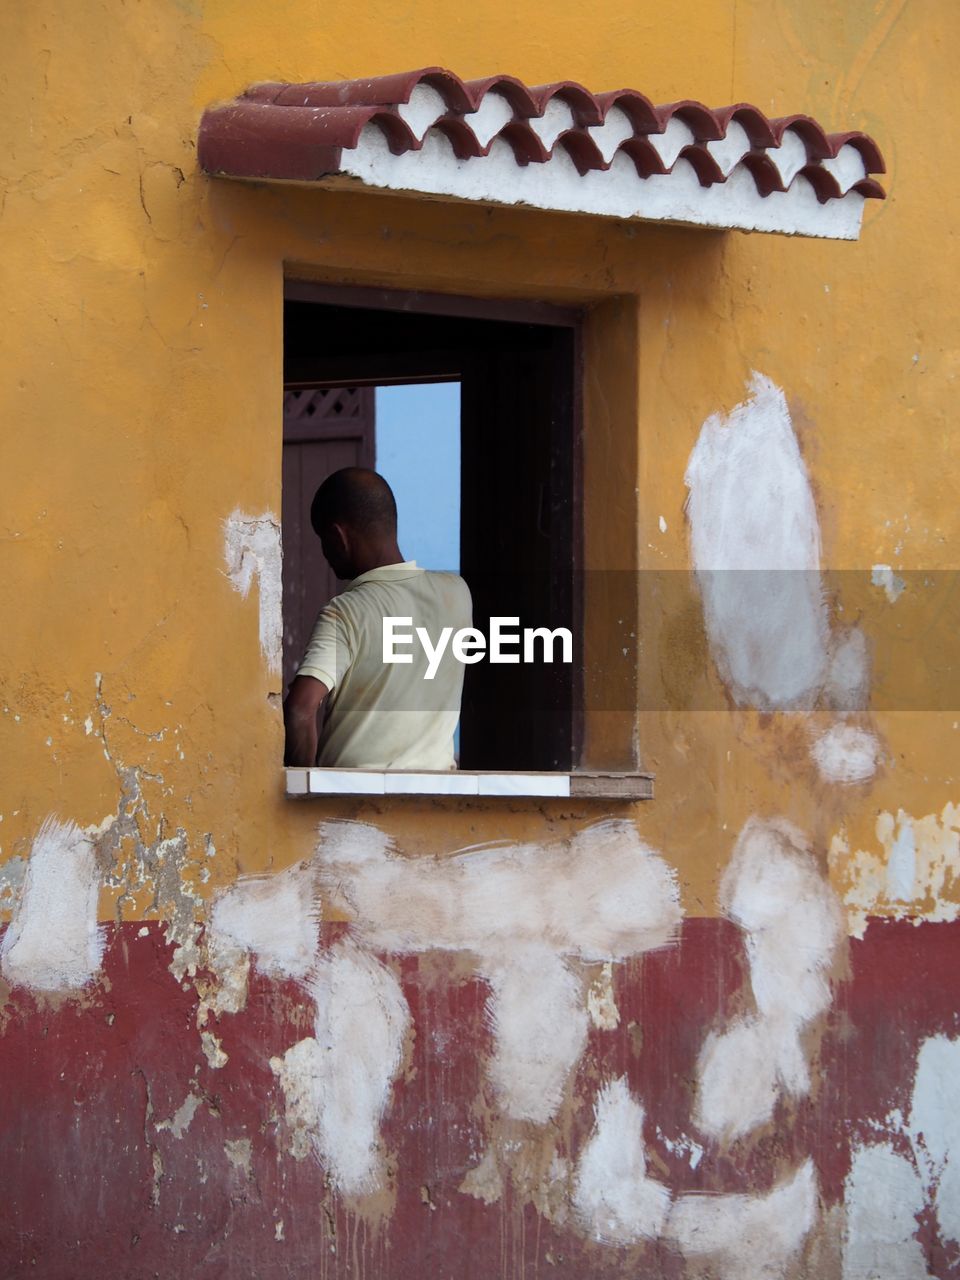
[311,467,398,540]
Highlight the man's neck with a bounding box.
[350,542,405,577]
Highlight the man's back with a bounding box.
[296,561,471,769]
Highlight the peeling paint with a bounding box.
[224,1136,253,1178]
[586,961,620,1030]
[156,1091,203,1139]
[459,1147,504,1204]
[270,1037,324,1161]
[308,818,680,1135]
[829,805,960,937]
[871,563,905,603]
[0,855,26,911]
[201,1029,229,1069]
[223,510,283,676]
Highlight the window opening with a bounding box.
[283,287,580,772]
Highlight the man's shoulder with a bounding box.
[422,570,472,606]
[423,569,469,588]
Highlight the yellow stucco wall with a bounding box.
[2,0,958,926]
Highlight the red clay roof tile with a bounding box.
[199,67,885,241]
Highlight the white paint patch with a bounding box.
[667,1159,818,1280]
[308,939,410,1195]
[207,861,319,982]
[824,627,870,713]
[872,563,905,603]
[483,946,588,1124]
[223,510,282,675]
[694,818,842,1141]
[685,373,830,712]
[573,1077,671,1244]
[842,1144,932,1278]
[842,1034,960,1271]
[829,804,960,937]
[811,725,880,785]
[314,818,679,1130]
[658,515,668,533]
[909,1035,960,1245]
[315,818,681,963]
[697,1015,797,1143]
[1,817,105,992]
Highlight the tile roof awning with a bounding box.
[198,68,885,242]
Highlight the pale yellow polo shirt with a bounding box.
[296,561,472,769]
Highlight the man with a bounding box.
[283,467,472,769]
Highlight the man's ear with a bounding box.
[330,521,350,556]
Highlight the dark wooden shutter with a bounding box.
[459,327,576,770]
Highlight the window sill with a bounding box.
[285,768,654,800]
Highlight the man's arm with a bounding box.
[283,675,330,766]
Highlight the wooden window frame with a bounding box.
[281,278,652,800]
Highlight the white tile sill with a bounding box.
[285,768,654,800]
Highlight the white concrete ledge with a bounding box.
[285,768,654,800]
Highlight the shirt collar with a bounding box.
[348,560,421,587]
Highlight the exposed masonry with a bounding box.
[199,68,885,240]
[694,818,843,1142]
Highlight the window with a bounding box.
[282,281,580,773]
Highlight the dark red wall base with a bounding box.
[0,919,957,1279]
